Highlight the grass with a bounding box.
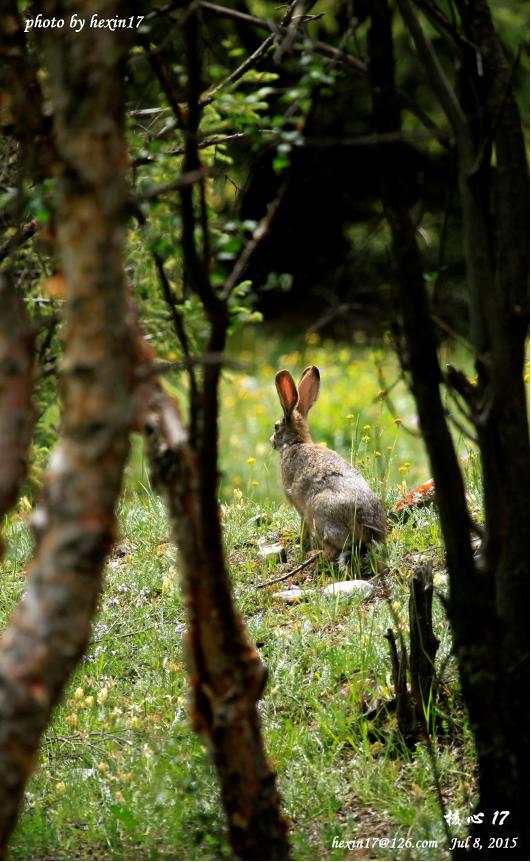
[127,326,479,502]
[1,331,483,860]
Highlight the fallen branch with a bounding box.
[257,551,323,589]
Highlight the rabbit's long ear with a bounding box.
[275,370,298,418]
[297,365,320,416]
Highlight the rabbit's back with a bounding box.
[280,444,386,554]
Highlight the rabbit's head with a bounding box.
[271,365,320,450]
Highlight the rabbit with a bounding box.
[271,365,386,565]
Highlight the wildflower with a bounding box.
[115,791,125,804]
[66,714,79,727]
[168,662,183,673]
[251,480,259,487]
[374,451,381,457]
[166,351,177,361]
[118,772,134,783]
[97,686,109,704]
[346,413,354,422]
[377,389,387,399]
[97,762,109,774]
[254,404,266,415]
[363,424,371,432]
[393,417,402,425]
[247,456,256,465]
[398,464,409,474]
[361,435,370,443]
[55,782,66,794]
[74,687,84,700]
[84,696,95,708]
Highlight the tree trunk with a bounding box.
[131,323,290,860]
[0,272,35,533]
[0,4,132,852]
[369,1,529,856]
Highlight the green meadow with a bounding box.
[1,331,483,860]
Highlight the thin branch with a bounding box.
[151,251,200,440]
[200,34,275,108]
[396,0,467,137]
[221,185,287,300]
[0,220,37,263]
[256,551,322,589]
[131,169,205,203]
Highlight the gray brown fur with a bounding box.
[271,365,386,560]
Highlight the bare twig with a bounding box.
[256,551,322,589]
[0,220,37,263]
[396,0,466,137]
[200,34,275,108]
[221,185,287,300]
[131,169,205,203]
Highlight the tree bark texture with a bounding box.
[132,336,290,860]
[0,272,35,537]
[369,1,528,856]
[0,0,56,178]
[0,3,133,852]
[408,563,439,728]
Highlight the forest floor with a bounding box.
[1,333,481,860]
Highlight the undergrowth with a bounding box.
[1,446,482,860]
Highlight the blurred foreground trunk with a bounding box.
[0,4,132,851]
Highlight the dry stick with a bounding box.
[199,34,275,108]
[221,184,287,300]
[257,551,323,589]
[0,220,38,263]
[131,168,205,203]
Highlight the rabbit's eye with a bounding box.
[274,420,281,431]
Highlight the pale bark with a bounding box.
[0,3,132,851]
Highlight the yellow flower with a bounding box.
[363,424,371,432]
[66,714,79,727]
[97,687,109,705]
[247,456,256,465]
[118,771,134,783]
[168,661,183,672]
[251,480,259,487]
[346,414,354,422]
[304,332,320,345]
[84,696,95,708]
[393,417,402,425]
[361,435,370,443]
[524,373,530,383]
[97,762,109,774]
[233,476,241,486]
[55,782,66,794]
[74,687,84,700]
[398,464,410,474]
[374,451,381,457]
[115,791,125,804]
[377,389,387,399]
[254,404,266,415]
